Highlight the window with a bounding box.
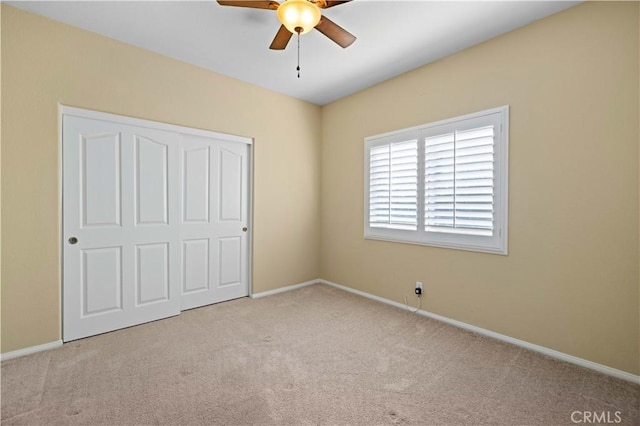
[364,106,508,254]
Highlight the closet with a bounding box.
[62,107,251,341]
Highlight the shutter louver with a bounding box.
[369,140,418,230]
[425,126,494,236]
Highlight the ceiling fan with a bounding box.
[217,0,356,50]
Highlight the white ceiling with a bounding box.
[7,0,580,105]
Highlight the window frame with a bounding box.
[364,106,509,255]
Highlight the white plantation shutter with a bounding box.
[369,145,391,225]
[365,106,508,254]
[425,126,494,236]
[369,140,418,230]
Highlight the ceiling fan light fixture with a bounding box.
[277,0,321,35]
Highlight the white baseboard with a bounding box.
[251,279,319,299]
[4,280,638,385]
[318,279,640,384]
[1,340,63,362]
[3,281,321,360]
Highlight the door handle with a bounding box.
[242,227,248,232]
[68,237,78,245]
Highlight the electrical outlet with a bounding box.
[415,281,423,295]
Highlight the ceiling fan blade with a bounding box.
[217,1,279,10]
[270,25,293,50]
[318,0,353,9]
[314,16,356,48]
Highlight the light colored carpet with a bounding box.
[1,284,638,425]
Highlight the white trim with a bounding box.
[1,340,63,362]
[318,279,640,384]
[251,279,319,299]
[4,282,637,384]
[368,106,510,141]
[59,105,252,145]
[247,142,255,299]
[58,105,65,341]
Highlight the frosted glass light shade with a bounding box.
[277,0,321,35]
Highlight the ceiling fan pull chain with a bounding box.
[296,30,301,78]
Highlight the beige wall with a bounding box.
[2,2,638,377]
[0,4,321,353]
[321,1,640,375]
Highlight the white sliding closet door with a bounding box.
[63,116,181,341]
[180,135,249,310]
[62,109,251,342]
